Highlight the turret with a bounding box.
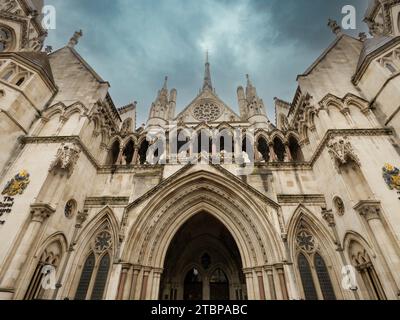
[147,76,177,127]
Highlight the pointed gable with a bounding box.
[174,90,241,124]
[48,46,110,106]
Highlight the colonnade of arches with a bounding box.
[106,130,304,165]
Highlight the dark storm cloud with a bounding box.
[45,0,370,124]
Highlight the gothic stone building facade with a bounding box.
[1,0,400,301]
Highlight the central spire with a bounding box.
[202,50,213,91]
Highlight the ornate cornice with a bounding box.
[310,128,393,165]
[30,203,55,223]
[277,194,326,205]
[22,136,99,168]
[84,196,130,207]
[353,200,382,221]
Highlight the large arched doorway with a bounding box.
[160,213,246,300]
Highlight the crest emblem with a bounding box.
[382,164,400,191]
[1,170,31,196]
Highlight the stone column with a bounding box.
[132,147,139,165]
[284,143,292,162]
[355,201,400,290]
[0,204,55,299]
[140,268,151,300]
[276,264,289,300]
[116,263,131,300]
[254,268,266,300]
[321,208,360,300]
[268,143,277,162]
[265,266,277,300]
[129,266,141,300]
[151,268,163,300]
[341,108,355,126]
[243,269,255,300]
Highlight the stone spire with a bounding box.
[246,74,257,102]
[68,30,83,48]
[202,51,213,91]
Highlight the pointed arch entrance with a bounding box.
[121,169,287,300]
[160,213,246,300]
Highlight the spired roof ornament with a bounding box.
[383,164,400,191]
[2,170,31,197]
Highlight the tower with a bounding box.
[147,76,177,127]
[0,0,46,52]
[237,74,270,127]
[364,0,400,36]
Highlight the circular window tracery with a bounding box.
[192,101,222,122]
[94,231,112,253]
[64,199,77,219]
[296,229,316,253]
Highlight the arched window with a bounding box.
[24,241,63,300]
[288,136,304,162]
[257,137,270,162]
[138,140,150,164]
[273,138,285,162]
[210,268,229,300]
[75,252,95,300]
[91,254,111,300]
[74,225,113,300]
[107,140,120,165]
[348,240,386,300]
[15,76,25,87]
[184,268,202,301]
[2,69,14,81]
[296,224,337,300]
[298,253,318,300]
[385,62,396,74]
[314,253,336,300]
[196,131,212,155]
[122,140,134,165]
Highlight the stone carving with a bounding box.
[68,30,83,48]
[0,0,18,13]
[333,197,345,216]
[382,163,400,191]
[49,143,81,177]
[2,170,30,196]
[0,27,12,52]
[193,101,222,122]
[327,136,360,170]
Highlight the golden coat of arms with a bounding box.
[1,170,31,196]
[382,164,400,191]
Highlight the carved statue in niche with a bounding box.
[49,143,81,177]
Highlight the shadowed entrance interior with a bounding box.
[160,213,247,300]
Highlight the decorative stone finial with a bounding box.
[359,32,367,42]
[68,30,83,48]
[45,45,53,54]
[327,19,342,35]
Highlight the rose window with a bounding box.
[193,102,222,122]
[296,230,316,253]
[94,231,112,253]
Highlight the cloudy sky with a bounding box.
[45,0,369,125]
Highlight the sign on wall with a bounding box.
[0,170,30,224]
[382,164,400,200]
